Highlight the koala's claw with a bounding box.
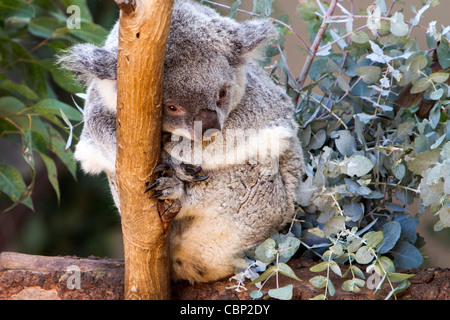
[180,163,203,175]
[191,174,210,182]
[144,180,159,193]
[153,164,170,175]
[146,176,184,200]
[149,191,163,199]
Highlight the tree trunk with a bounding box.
[0,252,448,300]
[114,0,174,300]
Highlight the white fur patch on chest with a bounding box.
[93,78,117,113]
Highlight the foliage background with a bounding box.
[0,0,449,276]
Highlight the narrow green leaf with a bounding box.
[310,261,329,273]
[32,99,83,122]
[387,272,415,283]
[0,0,34,20]
[0,164,33,210]
[0,96,27,116]
[0,80,39,101]
[39,152,60,203]
[47,125,77,179]
[328,279,336,296]
[249,265,277,285]
[28,17,67,39]
[278,262,302,282]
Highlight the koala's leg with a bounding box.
[170,214,241,283]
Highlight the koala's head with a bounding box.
[59,0,277,141]
[161,1,277,141]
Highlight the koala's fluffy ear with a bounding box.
[57,44,117,84]
[234,19,277,55]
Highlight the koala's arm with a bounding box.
[59,39,119,175]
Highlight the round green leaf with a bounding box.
[379,221,402,254]
[355,246,375,264]
[439,206,450,227]
[309,275,327,289]
[411,77,432,94]
[351,30,369,44]
[430,88,444,100]
[250,290,264,299]
[429,72,449,83]
[255,238,277,263]
[345,155,374,177]
[391,241,423,268]
[268,284,293,300]
[390,12,409,36]
[354,66,382,84]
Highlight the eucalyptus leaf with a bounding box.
[355,246,375,264]
[255,238,277,263]
[390,12,409,36]
[344,155,374,177]
[438,206,450,227]
[391,241,423,268]
[309,275,327,289]
[411,77,432,94]
[354,66,382,84]
[379,221,402,254]
[268,285,293,300]
[334,130,356,156]
[0,164,33,210]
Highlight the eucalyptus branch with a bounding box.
[295,0,338,93]
[201,0,310,51]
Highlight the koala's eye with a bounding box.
[166,105,182,114]
[217,88,227,104]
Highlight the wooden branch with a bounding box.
[114,0,174,300]
[1,252,448,300]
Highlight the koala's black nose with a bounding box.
[194,109,221,138]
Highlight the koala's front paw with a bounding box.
[153,162,210,183]
[145,176,185,200]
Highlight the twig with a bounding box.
[295,0,338,92]
[115,0,136,15]
[201,0,310,51]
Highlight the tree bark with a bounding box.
[0,252,448,300]
[114,0,174,300]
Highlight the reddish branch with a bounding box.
[295,0,339,91]
[0,252,448,300]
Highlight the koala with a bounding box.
[59,0,304,283]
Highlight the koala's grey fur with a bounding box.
[59,0,304,283]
